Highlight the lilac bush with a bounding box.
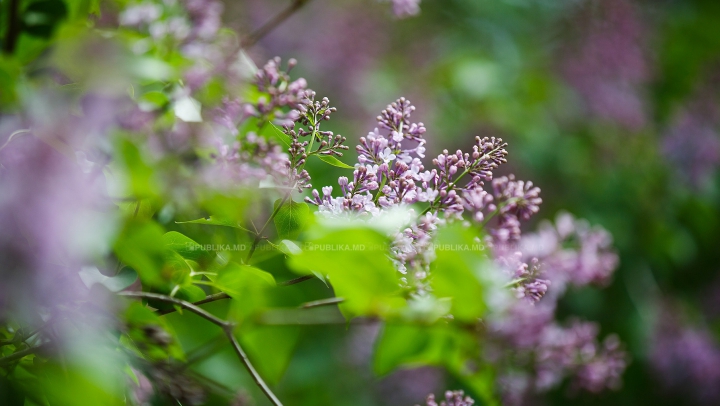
[0,0,629,404]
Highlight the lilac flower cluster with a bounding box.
[520,212,619,296]
[204,133,289,190]
[304,97,545,293]
[650,308,720,403]
[246,57,310,127]
[282,90,350,192]
[300,95,624,401]
[487,213,626,404]
[118,0,238,93]
[662,96,720,188]
[205,58,318,192]
[490,305,626,405]
[417,390,475,406]
[560,0,650,130]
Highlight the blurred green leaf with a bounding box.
[117,138,158,199]
[287,226,404,319]
[124,302,185,361]
[21,0,68,38]
[113,221,166,287]
[219,263,277,324]
[238,326,301,385]
[430,224,495,322]
[274,199,310,239]
[162,231,214,265]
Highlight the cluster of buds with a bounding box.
[249,57,309,125]
[377,97,427,145]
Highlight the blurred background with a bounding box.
[227,0,720,405]
[2,0,720,405]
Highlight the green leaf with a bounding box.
[218,263,276,323]
[176,216,252,233]
[266,123,292,148]
[274,199,310,239]
[313,154,354,169]
[162,231,214,265]
[117,138,158,199]
[213,262,275,298]
[373,323,453,375]
[113,221,166,287]
[430,223,495,322]
[278,239,302,255]
[176,284,207,303]
[287,226,404,319]
[21,0,68,38]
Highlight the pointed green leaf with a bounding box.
[274,199,310,239]
[313,154,354,169]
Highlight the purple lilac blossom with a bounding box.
[650,310,720,403]
[520,212,619,297]
[662,96,720,188]
[560,0,650,130]
[417,390,474,406]
[388,0,422,19]
[248,57,309,127]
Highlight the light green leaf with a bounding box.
[313,154,354,169]
[430,223,495,322]
[217,263,277,324]
[267,123,291,147]
[161,231,213,265]
[113,221,166,287]
[274,199,310,239]
[215,263,276,299]
[287,226,404,319]
[373,323,452,375]
[278,239,302,255]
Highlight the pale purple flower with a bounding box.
[651,309,720,403]
[387,0,422,19]
[662,105,720,187]
[417,390,474,406]
[560,0,650,129]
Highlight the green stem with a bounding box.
[0,343,50,367]
[278,275,314,286]
[246,191,292,263]
[300,297,344,309]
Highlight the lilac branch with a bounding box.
[241,0,312,48]
[119,291,283,406]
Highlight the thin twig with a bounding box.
[241,0,312,48]
[155,275,316,317]
[156,292,230,316]
[226,332,284,406]
[300,297,344,309]
[0,342,51,367]
[119,291,283,406]
[119,291,228,327]
[277,275,314,286]
[246,191,292,263]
